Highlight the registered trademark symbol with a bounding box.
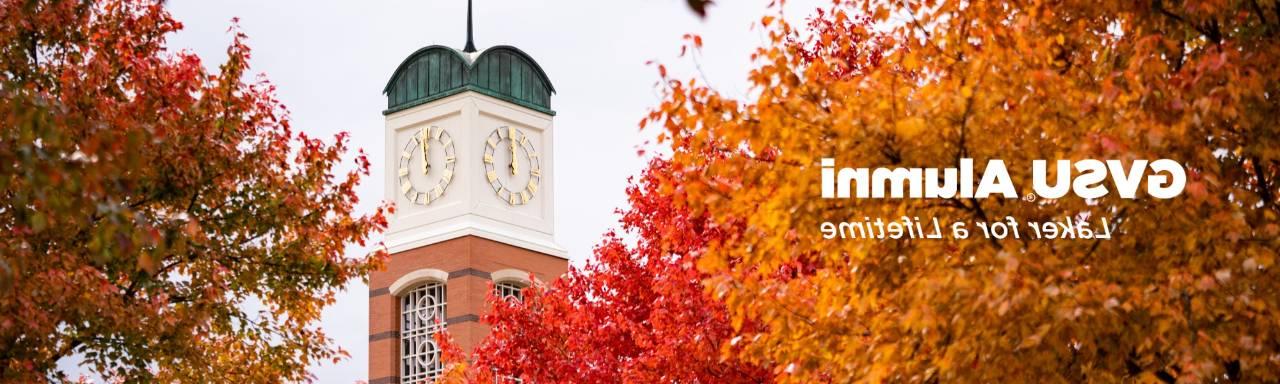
[1023,193,1038,202]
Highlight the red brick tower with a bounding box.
[368,7,566,382]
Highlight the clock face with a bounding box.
[398,126,456,205]
[482,126,541,206]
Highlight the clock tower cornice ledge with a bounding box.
[384,218,568,259]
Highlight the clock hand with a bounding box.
[509,129,519,176]
[421,126,430,175]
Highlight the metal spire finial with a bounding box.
[463,0,477,53]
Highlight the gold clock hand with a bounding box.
[420,126,430,175]
[509,129,519,176]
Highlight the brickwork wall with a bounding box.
[368,236,567,384]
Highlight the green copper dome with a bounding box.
[383,45,556,115]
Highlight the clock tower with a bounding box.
[367,2,567,382]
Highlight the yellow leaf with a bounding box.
[903,53,920,71]
[895,117,926,138]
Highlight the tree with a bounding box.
[463,157,769,383]
[0,0,387,381]
[647,0,1280,382]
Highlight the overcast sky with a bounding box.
[156,0,823,381]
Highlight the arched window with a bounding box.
[489,269,531,383]
[490,269,532,302]
[495,281,525,301]
[401,282,446,382]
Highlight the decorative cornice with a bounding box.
[383,85,556,116]
[385,220,567,259]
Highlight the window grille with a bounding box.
[401,282,446,382]
[494,371,524,384]
[494,281,525,383]
[495,281,525,302]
